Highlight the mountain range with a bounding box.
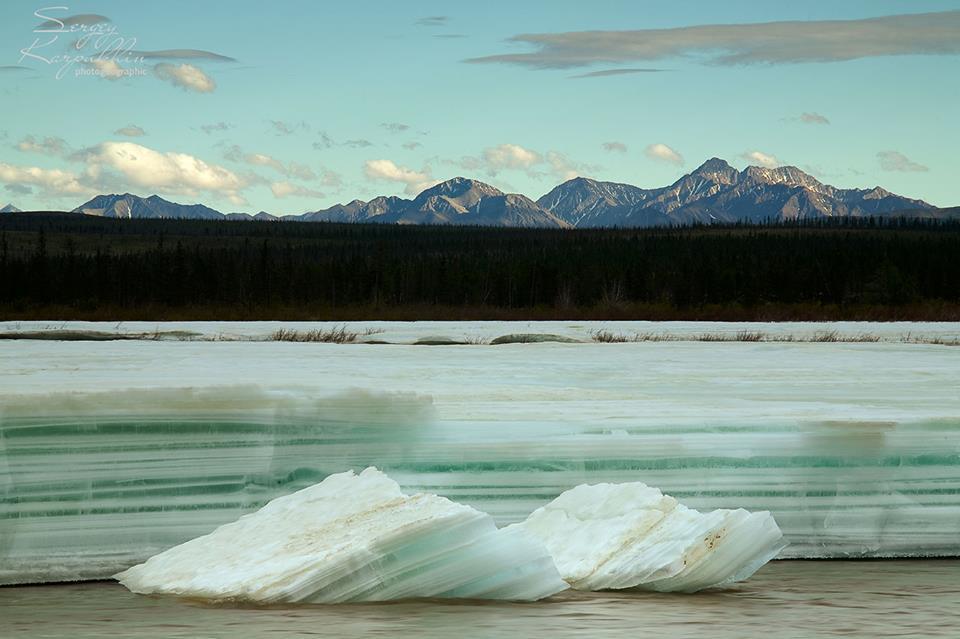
[65,158,949,228]
[0,203,22,213]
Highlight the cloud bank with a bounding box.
[80,141,246,201]
[0,162,92,197]
[467,11,960,69]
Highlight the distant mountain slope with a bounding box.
[538,159,935,227]
[225,211,278,221]
[0,203,22,213]
[536,177,652,227]
[73,194,223,220]
[292,177,567,228]
[295,200,367,222]
[67,159,945,227]
[464,193,569,228]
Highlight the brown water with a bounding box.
[2,561,958,638]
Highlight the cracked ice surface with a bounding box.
[2,321,959,585]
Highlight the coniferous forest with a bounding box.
[1,212,959,320]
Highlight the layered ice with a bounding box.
[0,387,437,584]
[116,470,783,602]
[2,321,960,585]
[512,482,786,592]
[116,467,568,603]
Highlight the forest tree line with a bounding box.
[1,213,959,320]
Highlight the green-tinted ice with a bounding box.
[2,325,959,584]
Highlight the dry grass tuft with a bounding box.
[270,325,360,343]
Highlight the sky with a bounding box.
[1,0,958,213]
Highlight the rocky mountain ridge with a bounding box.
[68,159,940,228]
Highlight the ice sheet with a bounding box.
[2,321,959,585]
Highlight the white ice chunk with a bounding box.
[115,467,567,603]
[511,481,786,593]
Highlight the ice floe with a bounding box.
[115,468,568,603]
[115,469,785,603]
[512,481,786,593]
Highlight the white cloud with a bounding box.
[877,150,928,172]
[270,181,325,199]
[0,162,92,197]
[602,141,628,153]
[741,150,780,168]
[245,152,283,170]
[15,135,70,156]
[482,143,542,173]
[154,63,215,93]
[4,141,261,202]
[467,11,960,68]
[114,125,146,137]
[364,159,437,195]
[644,143,684,165]
[81,141,245,198]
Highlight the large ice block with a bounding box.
[115,467,568,603]
[511,481,786,592]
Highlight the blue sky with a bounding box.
[1,0,958,212]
